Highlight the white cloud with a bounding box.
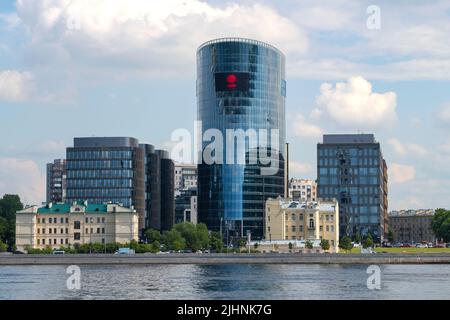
[292,114,324,139]
[15,0,307,77]
[312,76,397,128]
[389,163,416,184]
[0,70,34,102]
[436,103,450,125]
[289,161,313,177]
[0,158,45,205]
[388,138,429,157]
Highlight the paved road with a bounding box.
[1,253,450,265]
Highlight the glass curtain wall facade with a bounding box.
[197,38,286,240]
[317,134,388,242]
[46,159,67,203]
[66,137,146,230]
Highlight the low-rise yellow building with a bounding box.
[265,198,339,252]
[15,201,139,252]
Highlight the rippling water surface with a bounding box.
[0,264,449,300]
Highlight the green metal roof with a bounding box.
[37,202,108,214]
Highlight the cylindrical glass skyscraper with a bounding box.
[197,38,286,241]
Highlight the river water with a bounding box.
[0,264,449,300]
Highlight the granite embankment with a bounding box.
[1,253,450,265]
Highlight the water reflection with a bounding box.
[0,264,449,300]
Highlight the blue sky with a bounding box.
[1,0,450,210]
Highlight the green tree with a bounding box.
[288,242,293,250]
[150,241,161,253]
[173,222,209,251]
[305,240,313,250]
[163,229,186,251]
[387,228,395,243]
[431,209,450,242]
[238,238,247,248]
[0,194,23,250]
[362,234,374,249]
[0,240,7,252]
[253,242,259,250]
[145,229,161,243]
[339,236,354,253]
[320,239,330,251]
[209,232,224,253]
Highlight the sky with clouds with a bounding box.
[0,0,449,210]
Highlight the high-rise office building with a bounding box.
[46,159,67,203]
[197,38,286,240]
[317,134,388,242]
[66,137,174,233]
[157,150,175,231]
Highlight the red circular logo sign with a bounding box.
[226,74,237,88]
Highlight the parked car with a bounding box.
[415,243,427,248]
[446,243,450,248]
[52,250,65,255]
[114,248,135,255]
[435,243,446,248]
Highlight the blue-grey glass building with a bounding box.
[317,134,388,242]
[197,38,286,241]
[66,137,174,233]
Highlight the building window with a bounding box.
[54,228,57,234]
[331,226,334,232]
[37,218,41,224]
[85,217,89,223]
[320,226,323,232]
[292,236,296,240]
[97,217,100,223]
[102,238,105,244]
[102,217,105,223]
[292,213,296,220]
[74,221,80,230]
[326,225,329,232]
[65,218,69,223]
[42,218,45,224]
[292,226,296,232]
[326,215,329,221]
[60,218,64,223]
[42,228,46,234]
[60,228,64,234]
[102,228,105,234]
[49,228,52,234]
[37,239,40,245]
[65,239,69,245]
[60,239,63,245]
[299,214,303,221]
[97,228,100,234]
[299,226,303,232]
[54,239,57,245]
[86,228,89,234]
[49,218,52,223]
[309,219,315,229]
[42,239,45,245]
[74,233,81,240]
[65,228,68,234]
[37,228,40,234]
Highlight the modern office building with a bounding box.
[65,137,174,233]
[264,198,339,252]
[197,38,286,241]
[317,134,388,242]
[46,159,67,203]
[174,163,197,195]
[175,188,198,224]
[288,178,317,202]
[157,150,175,231]
[15,201,139,252]
[388,209,436,243]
